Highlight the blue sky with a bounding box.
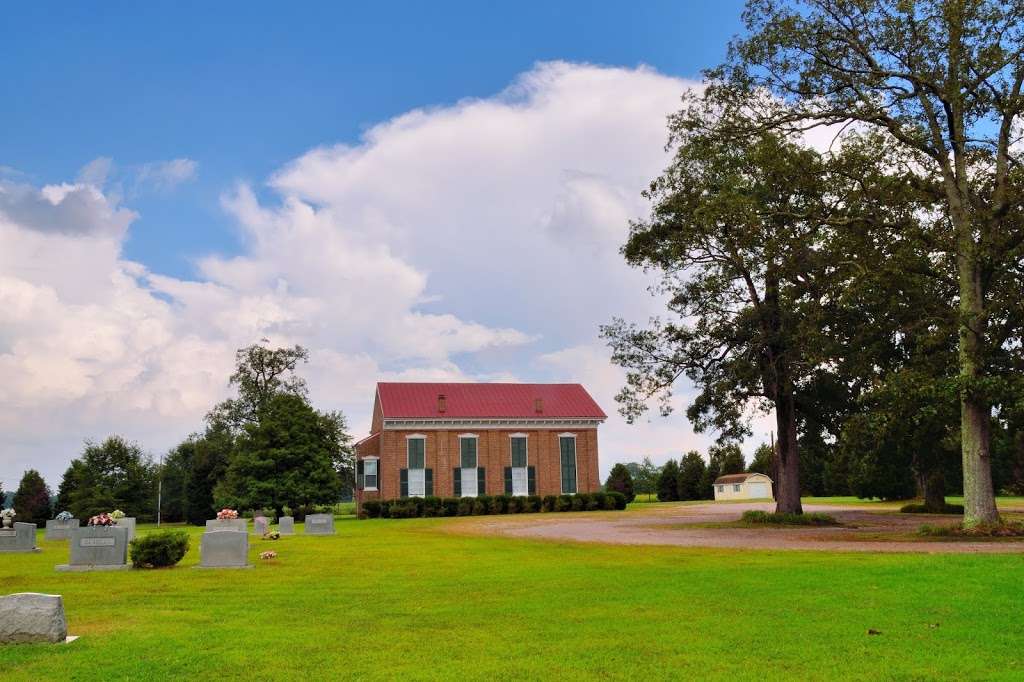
[3,1,742,278]
[0,2,763,484]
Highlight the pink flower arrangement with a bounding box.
[88,513,114,526]
[216,508,239,520]
[260,550,277,560]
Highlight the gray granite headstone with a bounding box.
[205,518,247,532]
[0,593,68,644]
[57,526,129,571]
[45,519,79,541]
[253,516,269,536]
[304,514,335,535]
[0,523,38,553]
[198,530,251,568]
[278,516,295,535]
[114,517,136,542]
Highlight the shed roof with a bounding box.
[714,473,771,485]
[376,382,606,420]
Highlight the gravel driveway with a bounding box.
[457,501,1024,553]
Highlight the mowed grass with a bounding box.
[2,516,1023,680]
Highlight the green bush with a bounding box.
[490,495,509,514]
[900,503,965,514]
[421,497,443,517]
[129,530,189,568]
[741,510,839,526]
[919,522,1024,537]
[358,493,625,519]
[441,498,460,517]
[606,491,627,510]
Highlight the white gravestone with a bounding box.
[0,593,68,644]
[198,530,251,569]
[0,523,39,553]
[56,526,129,571]
[114,517,136,542]
[45,519,79,541]
[253,516,269,536]
[277,516,295,535]
[206,518,248,532]
[304,514,335,535]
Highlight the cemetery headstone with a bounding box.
[56,526,129,571]
[304,513,335,535]
[198,530,251,569]
[0,593,68,644]
[114,517,136,542]
[253,516,269,536]
[0,523,39,553]
[278,516,295,535]
[44,518,79,541]
[205,518,248,532]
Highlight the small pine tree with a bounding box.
[604,463,636,503]
[657,459,681,501]
[13,470,52,525]
[677,451,707,500]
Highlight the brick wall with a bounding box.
[357,427,600,501]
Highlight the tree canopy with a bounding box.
[13,470,51,525]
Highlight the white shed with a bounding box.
[713,473,774,501]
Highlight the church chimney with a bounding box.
[534,397,543,414]
[438,394,447,413]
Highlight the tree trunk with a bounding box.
[774,390,802,514]
[957,240,1000,526]
[921,468,946,513]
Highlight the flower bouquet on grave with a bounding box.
[88,513,114,526]
[56,510,74,521]
[263,531,280,541]
[1,508,15,528]
[259,550,277,560]
[110,509,126,521]
[216,508,239,520]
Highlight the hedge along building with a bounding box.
[354,383,606,507]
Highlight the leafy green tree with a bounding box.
[748,443,774,477]
[185,422,233,525]
[603,95,856,514]
[633,457,660,500]
[13,470,51,525]
[710,444,745,477]
[677,451,707,501]
[208,340,311,431]
[657,459,681,501]
[605,463,636,503]
[159,439,194,523]
[700,453,723,501]
[56,436,157,521]
[725,0,1024,525]
[216,393,344,519]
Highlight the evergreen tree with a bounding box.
[185,422,233,525]
[216,393,343,519]
[700,454,722,500]
[13,470,51,525]
[748,443,774,476]
[160,439,195,523]
[677,451,706,501]
[604,463,636,503]
[56,436,157,521]
[657,459,681,501]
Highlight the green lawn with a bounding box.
[2,517,1023,680]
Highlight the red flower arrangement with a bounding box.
[216,508,239,520]
[88,513,114,526]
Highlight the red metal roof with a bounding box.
[376,382,606,420]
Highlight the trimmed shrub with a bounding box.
[741,510,839,526]
[441,497,460,517]
[900,503,965,514]
[592,492,607,511]
[129,530,189,569]
[541,495,558,512]
[570,494,586,511]
[421,496,442,517]
[457,497,476,516]
[525,496,543,513]
[490,495,509,515]
[556,495,574,512]
[506,496,522,514]
[361,500,382,518]
[606,491,627,510]
[473,495,492,515]
[379,500,392,518]
[388,499,419,518]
